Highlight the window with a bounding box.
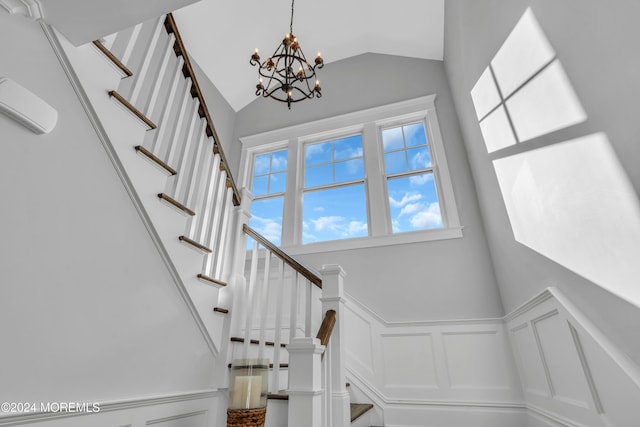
[302,135,368,244]
[248,149,288,245]
[381,122,442,233]
[240,95,462,252]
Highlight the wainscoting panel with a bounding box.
[381,333,438,388]
[506,288,640,427]
[344,293,524,425]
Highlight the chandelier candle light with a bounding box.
[250,0,323,109]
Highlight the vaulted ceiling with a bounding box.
[173,0,444,111]
[35,0,444,112]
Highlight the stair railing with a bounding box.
[88,13,348,426]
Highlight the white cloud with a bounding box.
[410,150,430,169]
[399,202,424,217]
[311,216,345,232]
[346,221,367,235]
[250,215,282,243]
[271,154,287,171]
[389,192,423,208]
[309,216,367,237]
[313,206,325,212]
[409,173,434,186]
[409,203,442,229]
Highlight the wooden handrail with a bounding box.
[316,309,336,347]
[163,13,241,207]
[243,224,322,288]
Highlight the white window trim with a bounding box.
[239,95,463,253]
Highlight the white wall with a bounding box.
[236,54,504,322]
[0,11,219,414]
[443,0,640,367]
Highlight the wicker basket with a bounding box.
[226,407,267,427]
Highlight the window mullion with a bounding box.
[281,138,298,247]
[363,122,390,236]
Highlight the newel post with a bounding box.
[320,264,350,427]
[287,337,325,427]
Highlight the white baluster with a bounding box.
[143,33,176,120]
[202,170,227,276]
[271,260,285,393]
[242,239,260,359]
[289,272,299,341]
[257,251,271,360]
[184,135,211,239]
[214,187,233,280]
[118,23,143,66]
[194,154,220,243]
[182,122,207,209]
[167,99,200,201]
[147,55,184,154]
[164,77,192,167]
[127,17,165,106]
[305,280,313,336]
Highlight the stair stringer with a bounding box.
[43,22,233,366]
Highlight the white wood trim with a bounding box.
[0,0,42,19]
[0,389,220,425]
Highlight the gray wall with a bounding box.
[0,14,215,402]
[236,54,504,321]
[444,0,640,363]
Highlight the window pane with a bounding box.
[254,153,271,175]
[249,196,284,246]
[305,164,332,188]
[270,172,287,193]
[305,141,332,166]
[384,151,408,174]
[407,146,431,170]
[252,175,268,197]
[335,159,364,182]
[303,184,368,244]
[271,150,288,172]
[382,127,404,151]
[387,173,442,233]
[404,122,428,147]
[334,135,363,161]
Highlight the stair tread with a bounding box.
[213,307,228,314]
[108,90,156,129]
[157,193,195,216]
[350,403,374,423]
[227,363,288,369]
[197,273,227,287]
[135,145,177,175]
[179,235,212,253]
[92,40,133,77]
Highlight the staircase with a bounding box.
[45,11,375,427]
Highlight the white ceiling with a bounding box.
[173,0,444,112]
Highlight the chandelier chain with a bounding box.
[290,0,295,34]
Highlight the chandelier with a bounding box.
[250,0,323,109]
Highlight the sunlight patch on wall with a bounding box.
[490,8,555,98]
[470,8,586,153]
[493,133,640,307]
[507,60,586,142]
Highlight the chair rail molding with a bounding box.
[0,0,43,19]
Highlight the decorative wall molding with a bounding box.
[0,0,43,19]
[0,390,220,425]
[343,292,524,427]
[345,291,503,327]
[505,286,640,427]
